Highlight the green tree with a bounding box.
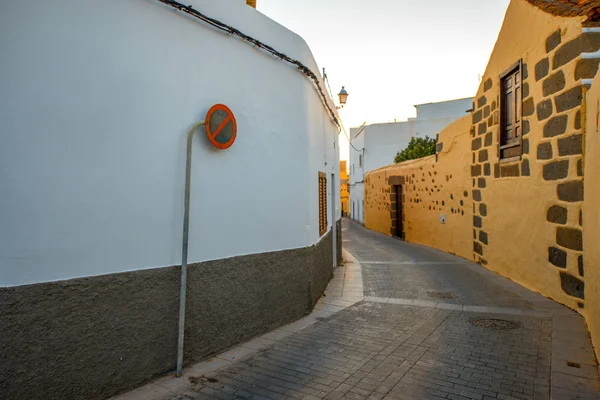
[394,136,437,163]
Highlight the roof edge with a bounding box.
[525,0,600,19]
[413,96,474,108]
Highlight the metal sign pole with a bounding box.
[177,120,205,377]
[176,104,237,377]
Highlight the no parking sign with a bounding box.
[205,104,237,149]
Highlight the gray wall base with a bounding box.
[0,232,333,400]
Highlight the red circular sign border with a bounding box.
[205,104,237,150]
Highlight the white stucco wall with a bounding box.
[350,183,365,224]
[0,0,339,286]
[364,117,462,172]
[413,97,474,120]
[349,127,364,223]
[349,127,365,184]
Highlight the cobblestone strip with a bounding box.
[363,296,551,317]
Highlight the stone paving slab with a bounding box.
[112,220,599,400]
[155,302,556,400]
[115,298,598,400]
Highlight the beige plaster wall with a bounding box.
[364,116,473,260]
[584,76,600,359]
[470,0,588,311]
[364,0,599,359]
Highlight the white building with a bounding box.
[0,1,340,399]
[349,97,473,224]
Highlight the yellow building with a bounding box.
[340,161,350,217]
[364,0,600,360]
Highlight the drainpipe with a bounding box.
[246,0,256,8]
[177,120,205,377]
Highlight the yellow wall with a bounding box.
[364,0,600,357]
[584,77,600,359]
[340,161,349,216]
[365,116,473,260]
[468,0,586,310]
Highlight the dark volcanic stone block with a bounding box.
[480,203,487,217]
[537,142,553,160]
[479,231,488,245]
[557,180,584,202]
[501,164,520,177]
[547,205,568,224]
[556,227,583,251]
[474,241,483,255]
[478,96,487,108]
[575,58,600,80]
[479,149,489,163]
[560,272,584,299]
[484,132,493,147]
[555,86,583,113]
[484,78,493,92]
[544,115,568,137]
[543,70,566,96]
[549,247,567,268]
[537,99,553,121]
[557,134,583,156]
[546,29,561,52]
[521,159,530,176]
[536,57,550,81]
[543,160,569,181]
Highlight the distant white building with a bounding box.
[349,97,473,224]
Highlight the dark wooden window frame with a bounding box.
[318,172,327,236]
[499,59,523,162]
[391,185,404,240]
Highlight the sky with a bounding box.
[257,0,511,161]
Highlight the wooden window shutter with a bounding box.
[319,172,327,236]
[499,60,523,160]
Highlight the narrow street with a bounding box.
[121,220,599,400]
[6,2,600,399]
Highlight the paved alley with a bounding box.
[116,220,599,400]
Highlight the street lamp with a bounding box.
[337,86,349,109]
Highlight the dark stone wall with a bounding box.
[0,233,333,400]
